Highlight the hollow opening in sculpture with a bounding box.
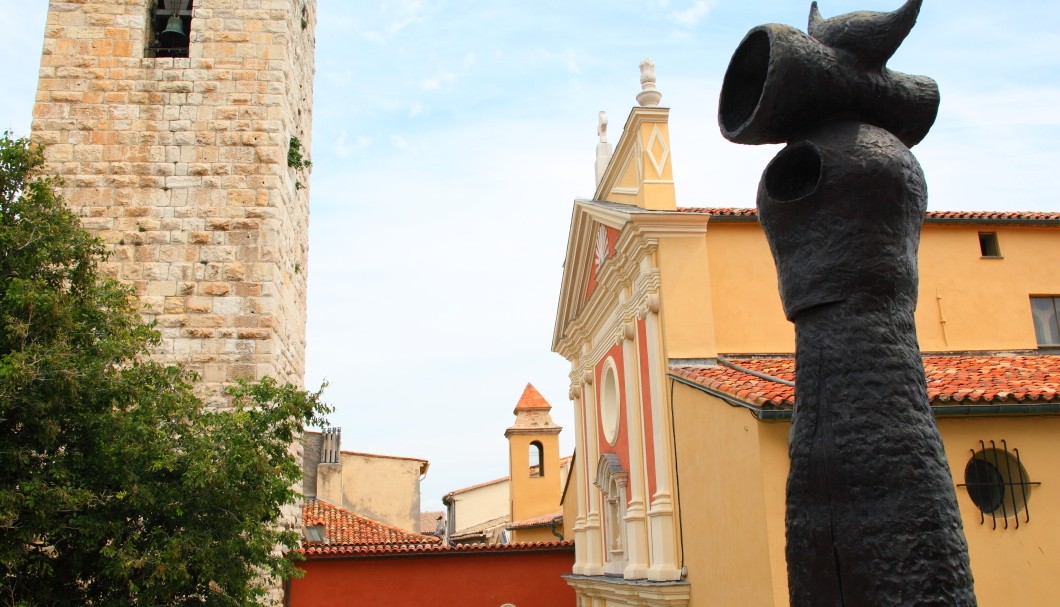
[719,29,770,134]
[764,142,821,202]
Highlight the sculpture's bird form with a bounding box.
[808,0,923,68]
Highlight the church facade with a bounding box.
[554,64,1060,606]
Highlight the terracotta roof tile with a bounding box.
[302,500,441,549]
[669,354,1060,409]
[508,511,563,530]
[419,510,445,535]
[303,540,574,558]
[922,355,1060,403]
[676,207,1060,223]
[514,382,551,411]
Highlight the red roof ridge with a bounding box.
[302,540,574,558]
[676,207,1060,223]
[508,511,563,530]
[670,353,1060,410]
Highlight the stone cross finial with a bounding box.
[594,111,614,187]
[636,58,662,107]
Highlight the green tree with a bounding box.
[0,133,329,606]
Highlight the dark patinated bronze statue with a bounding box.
[718,1,977,605]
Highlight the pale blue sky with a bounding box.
[2,1,1058,508]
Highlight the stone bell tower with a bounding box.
[31,0,316,401]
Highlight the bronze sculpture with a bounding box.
[718,2,977,604]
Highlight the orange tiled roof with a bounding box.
[514,382,551,411]
[676,207,1060,223]
[302,500,441,548]
[669,354,1060,410]
[419,510,444,535]
[303,540,574,558]
[508,511,563,530]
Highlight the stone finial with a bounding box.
[637,58,662,107]
[595,111,614,187]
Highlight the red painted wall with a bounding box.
[637,318,657,498]
[596,342,631,489]
[288,548,575,607]
[584,226,620,302]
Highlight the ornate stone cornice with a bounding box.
[564,575,690,607]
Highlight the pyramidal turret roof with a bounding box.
[513,383,551,413]
[506,383,561,436]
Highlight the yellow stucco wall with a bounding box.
[757,422,792,607]
[509,432,562,523]
[672,386,1059,607]
[658,237,718,359]
[916,225,1060,352]
[938,416,1060,607]
[336,453,423,532]
[449,479,509,534]
[511,526,563,543]
[671,382,779,607]
[690,221,1060,355]
[704,222,794,354]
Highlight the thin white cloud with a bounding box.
[330,132,373,159]
[669,0,715,27]
[420,71,457,92]
[357,0,428,44]
[531,48,593,75]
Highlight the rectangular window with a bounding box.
[978,232,1001,257]
[148,0,193,58]
[1030,296,1060,347]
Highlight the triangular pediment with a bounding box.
[593,107,676,211]
[552,200,634,356]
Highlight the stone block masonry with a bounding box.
[33,1,317,603]
[32,0,316,407]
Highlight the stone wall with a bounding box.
[32,3,316,602]
[31,0,315,403]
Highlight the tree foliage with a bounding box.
[0,133,329,606]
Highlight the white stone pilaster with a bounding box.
[571,383,589,575]
[645,305,682,581]
[581,367,605,576]
[620,319,649,579]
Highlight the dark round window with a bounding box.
[963,449,1031,517]
[964,458,1005,513]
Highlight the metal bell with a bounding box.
[159,15,186,48]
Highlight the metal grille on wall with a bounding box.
[957,439,1039,529]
